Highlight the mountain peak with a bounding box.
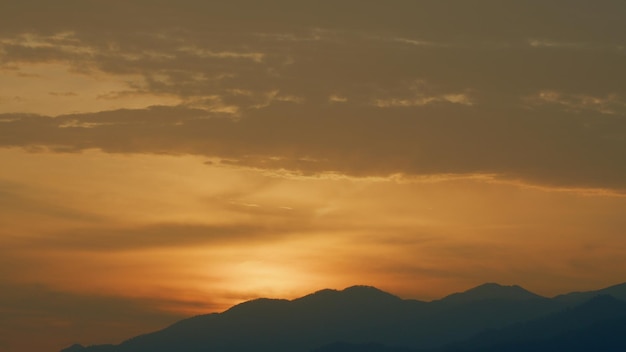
[294,285,400,305]
[342,285,391,294]
[439,282,543,303]
[223,297,290,316]
[66,281,626,352]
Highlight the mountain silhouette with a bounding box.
[436,283,543,304]
[311,341,415,352]
[441,294,626,352]
[310,295,626,352]
[554,281,626,304]
[70,286,416,352]
[61,345,114,352]
[63,282,626,352]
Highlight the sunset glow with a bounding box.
[1,1,625,351]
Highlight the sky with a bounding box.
[1,1,625,351]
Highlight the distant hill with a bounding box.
[61,345,86,352]
[63,282,626,352]
[443,294,626,351]
[311,295,626,352]
[554,282,626,304]
[311,341,415,352]
[436,283,544,304]
[61,345,115,352]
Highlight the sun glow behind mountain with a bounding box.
[1,1,626,351]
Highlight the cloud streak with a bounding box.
[1,101,625,191]
[27,222,303,252]
[1,1,624,191]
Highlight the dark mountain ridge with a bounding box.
[312,295,626,352]
[436,283,543,304]
[442,294,626,351]
[554,281,626,303]
[62,282,626,352]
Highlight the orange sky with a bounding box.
[1,1,626,351]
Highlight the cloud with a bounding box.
[0,0,624,191]
[2,1,625,104]
[1,99,626,191]
[24,222,304,252]
[374,93,473,108]
[0,180,104,225]
[49,91,78,97]
[525,90,626,115]
[328,95,348,103]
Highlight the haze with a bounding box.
[1,1,625,351]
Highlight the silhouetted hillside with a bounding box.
[60,345,86,352]
[311,341,415,352]
[61,344,115,352]
[436,283,543,304]
[554,282,626,304]
[443,294,626,351]
[450,315,626,352]
[64,282,626,352]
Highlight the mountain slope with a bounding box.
[444,295,626,352]
[311,341,415,352]
[437,283,543,304]
[497,316,626,352]
[554,282,626,304]
[312,295,626,352]
[79,286,416,352]
[67,283,626,352]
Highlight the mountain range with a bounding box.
[62,282,626,352]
